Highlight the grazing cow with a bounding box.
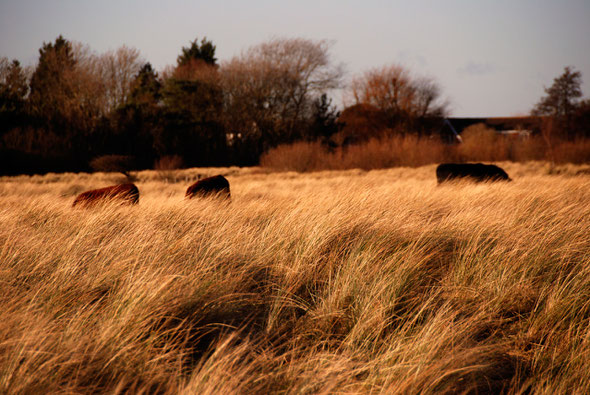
[436,163,512,184]
[185,175,230,199]
[73,183,139,207]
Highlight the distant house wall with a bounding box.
[446,117,543,137]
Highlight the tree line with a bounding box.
[2,35,587,175]
[0,36,453,175]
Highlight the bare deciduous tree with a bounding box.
[413,77,447,118]
[348,64,414,115]
[220,37,343,149]
[346,63,448,132]
[98,45,143,112]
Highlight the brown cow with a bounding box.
[185,175,230,199]
[73,183,139,207]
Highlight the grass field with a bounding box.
[1,162,590,393]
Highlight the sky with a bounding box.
[1,0,589,117]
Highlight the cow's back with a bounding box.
[73,183,139,207]
[186,175,230,199]
[436,163,511,183]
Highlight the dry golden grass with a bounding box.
[1,162,590,393]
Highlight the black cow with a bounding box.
[436,163,512,184]
[185,175,230,199]
[73,183,139,207]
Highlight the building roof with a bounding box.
[446,116,543,134]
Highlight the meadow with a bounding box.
[1,162,590,393]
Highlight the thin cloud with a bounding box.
[397,50,428,69]
[457,61,496,77]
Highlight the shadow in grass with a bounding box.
[430,350,531,394]
[146,267,293,373]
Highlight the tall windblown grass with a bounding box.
[1,162,589,393]
[260,135,590,171]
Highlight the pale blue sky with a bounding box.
[1,0,589,116]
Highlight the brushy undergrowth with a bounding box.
[1,162,589,393]
[260,136,590,172]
